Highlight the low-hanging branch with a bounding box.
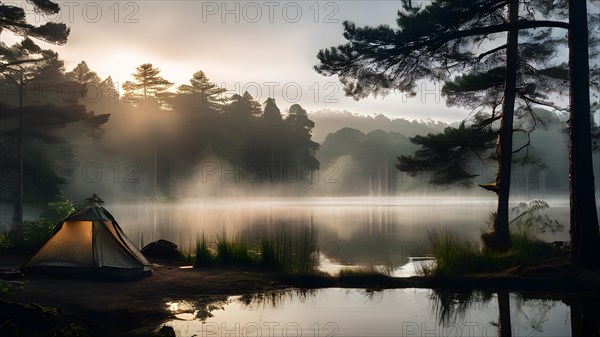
[340,20,569,58]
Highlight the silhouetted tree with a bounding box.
[1,38,66,236]
[287,104,314,138]
[251,98,285,182]
[177,70,226,108]
[315,0,573,250]
[0,103,109,221]
[285,104,320,175]
[1,39,66,105]
[225,91,262,117]
[398,119,497,184]
[123,63,173,101]
[567,297,600,337]
[28,50,65,87]
[567,0,600,269]
[99,76,119,102]
[263,98,282,121]
[0,1,69,46]
[65,61,100,84]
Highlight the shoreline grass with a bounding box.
[337,265,393,278]
[426,229,566,278]
[191,227,320,274]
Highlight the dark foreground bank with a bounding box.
[1,257,600,336]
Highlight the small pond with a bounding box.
[163,288,596,337]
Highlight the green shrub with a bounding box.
[510,200,564,234]
[0,232,9,250]
[22,219,56,248]
[10,193,75,249]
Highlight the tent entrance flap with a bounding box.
[93,221,139,268]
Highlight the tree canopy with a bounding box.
[123,63,173,101]
[0,0,69,47]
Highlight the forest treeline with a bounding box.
[0,39,590,210]
[0,42,320,206]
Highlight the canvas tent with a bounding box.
[24,204,152,272]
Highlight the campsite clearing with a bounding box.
[2,265,286,336]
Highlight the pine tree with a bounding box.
[315,0,572,250]
[566,0,600,269]
[99,76,119,100]
[65,61,100,84]
[285,104,320,174]
[0,1,69,46]
[122,63,173,101]
[177,70,226,106]
[225,91,262,117]
[263,98,282,121]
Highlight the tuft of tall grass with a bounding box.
[260,239,281,270]
[216,234,254,266]
[194,234,216,268]
[427,229,562,278]
[428,229,477,278]
[338,265,392,278]
[193,222,320,274]
[253,223,319,273]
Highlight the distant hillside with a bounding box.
[315,127,419,195]
[312,109,591,197]
[309,109,450,143]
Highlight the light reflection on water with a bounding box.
[108,197,569,271]
[163,288,576,337]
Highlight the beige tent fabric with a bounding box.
[25,205,152,270]
[93,221,139,268]
[108,221,151,266]
[27,221,95,267]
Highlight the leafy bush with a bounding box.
[40,193,75,224]
[510,200,564,234]
[0,232,9,250]
[22,219,57,248]
[21,193,75,248]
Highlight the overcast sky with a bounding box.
[3,0,588,122]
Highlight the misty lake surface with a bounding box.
[108,197,570,274]
[163,288,575,337]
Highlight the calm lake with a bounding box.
[163,288,591,337]
[108,197,570,275]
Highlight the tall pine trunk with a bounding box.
[497,292,512,337]
[568,0,600,269]
[11,70,25,242]
[568,297,600,337]
[483,0,518,250]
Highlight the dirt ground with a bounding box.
[2,256,600,336]
[2,264,292,336]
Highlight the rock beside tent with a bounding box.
[142,240,183,262]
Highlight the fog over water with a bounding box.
[107,196,570,271]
